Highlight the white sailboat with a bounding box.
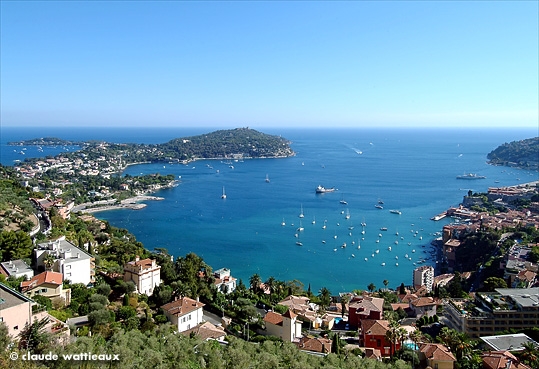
[345,209,350,220]
[281,218,286,226]
[265,174,270,183]
[221,186,227,199]
[299,204,304,218]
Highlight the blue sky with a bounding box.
[1,1,538,129]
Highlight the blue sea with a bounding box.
[1,126,538,293]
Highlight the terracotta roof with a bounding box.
[264,311,284,326]
[21,271,63,291]
[363,348,382,359]
[482,351,531,369]
[127,258,158,270]
[361,319,390,336]
[419,343,456,362]
[349,296,384,315]
[295,336,332,353]
[410,297,437,307]
[283,309,297,320]
[181,321,226,341]
[161,296,205,317]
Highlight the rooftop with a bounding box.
[480,333,539,352]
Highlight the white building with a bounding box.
[161,296,205,333]
[0,259,34,280]
[124,257,161,296]
[263,310,302,342]
[413,265,434,293]
[213,268,237,294]
[34,236,95,286]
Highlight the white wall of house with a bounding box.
[165,308,204,333]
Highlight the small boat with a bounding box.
[265,174,270,183]
[296,242,303,246]
[322,240,326,244]
[388,246,392,251]
[390,210,402,215]
[339,196,348,205]
[315,185,335,193]
[375,204,383,209]
[375,249,379,254]
[341,242,347,248]
[395,263,399,266]
[221,186,227,199]
[312,216,316,225]
[281,218,286,226]
[345,209,350,220]
[299,204,304,218]
[322,220,327,229]
[364,258,368,261]
[380,227,388,231]
[351,254,355,258]
[378,199,384,204]
[381,262,386,266]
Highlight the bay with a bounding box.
[1,126,537,292]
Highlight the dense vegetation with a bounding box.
[487,137,539,170]
[159,128,294,160]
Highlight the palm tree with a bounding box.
[520,341,539,368]
[318,287,331,311]
[249,273,261,295]
[265,276,276,302]
[43,254,55,271]
[383,279,389,290]
[367,282,376,293]
[385,320,400,357]
[340,294,349,318]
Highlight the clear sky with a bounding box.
[1,1,538,129]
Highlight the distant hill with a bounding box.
[487,137,539,171]
[158,127,294,160]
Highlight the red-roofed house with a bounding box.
[294,336,332,354]
[482,351,532,369]
[409,297,438,318]
[418,343,456,369]
[263,310,302,342]
[181,321,227,342]
[124,256,161,296]
[348,295,384,329]
[360,319,400,357]
[20,271,71,306]
[161,296,205,333]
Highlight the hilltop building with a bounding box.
[263,310,302,342]
[34,236,95,286]
[213,268,236,294]
[413,265,434,293]
[124,257,161,296]
[444,287,539,338]
[0,259,34,280]
[161,296,205,333]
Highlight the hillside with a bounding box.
[158,127,294,160]
[487,137,539,170]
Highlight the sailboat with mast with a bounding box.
[221,186,227,199]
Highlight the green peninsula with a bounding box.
[487,137,539,171]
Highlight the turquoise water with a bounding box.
[2,127,537,293]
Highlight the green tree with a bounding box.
[249,273,262,295]
[367,282,376,293]
[318,287,331,311]
[18,317,50,353]
[482,276,507,291]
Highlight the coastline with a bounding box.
[73,195,164,214]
